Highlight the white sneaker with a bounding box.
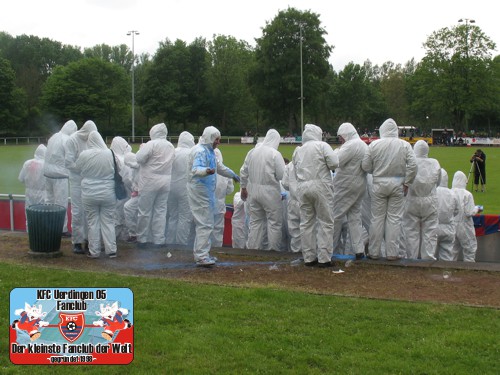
[196,257,216,267]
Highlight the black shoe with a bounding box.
[61,232,72,238]
[304,259,318,267]
[318,261,332,268]
[355,252,365,260]
[108,253,117,258]
[73,244,85,254]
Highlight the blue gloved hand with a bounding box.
[233,174,241,183]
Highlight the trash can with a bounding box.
[26,204,66,257]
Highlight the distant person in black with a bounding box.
[470,149,486,192]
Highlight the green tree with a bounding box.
[84,44,133,70]
[0,33,82,134]
[139,38,210,134]
[40,58,130,135]
[0,57,26,135]
[250,7,332,133]
[409,24,496,131]
[206,35,257,135]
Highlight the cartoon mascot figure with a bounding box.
[12,303,49,341]
[93,302,132,341]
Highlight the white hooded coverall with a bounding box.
[165,131,196,246]
[75,131,117,256]
[211,148,234,247]
[19,144,47,220]
[65,120,98,246]
[135,123,175,246]
[332,123,368,256]
[452,171,478,262]
[361,118,417,259]
[436,169,459,261]
[292,124,339,264]
[231,192,248,249]
[187,126,239,262]
[110,136,132,241]
[44,120,77,233]
[240,129,286,251]
[123,152,140,239]
[281,159,301,253]
[402,140,441,260]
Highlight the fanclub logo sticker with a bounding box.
[9,288,134,365]
[58,313,85,342]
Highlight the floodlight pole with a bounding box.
[458,18,475,131]
[127,30,139,143]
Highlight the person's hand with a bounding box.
[232,174,241,183]
[206,168,215,175]
[241,187,248,201]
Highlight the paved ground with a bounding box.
[1,231,499,308]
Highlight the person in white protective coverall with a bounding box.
[436,169,459,261]
[65,120,98,254]
[211,148,234,247]
[110,136,132,241]
[135,123,175,248]
[75,131,117,258]
[165,131,196,247]
[187,126,240,266]
[19,144,47,230]
[292,124,339,267]
[231,191,248,249]
[281,152,301,253]
[451,171,479,262]
[44,120,77,236]
[402,140,441,260]
[123,152,140,243]
[361,118,417,261]
[331,123,368,260]
[240,129,286,251]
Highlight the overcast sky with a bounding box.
[2,0,498,71]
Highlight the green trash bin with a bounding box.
[26,204,66,257]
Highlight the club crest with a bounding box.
[58,312,85,342]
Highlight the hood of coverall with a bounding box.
[439,168,449,188]
[87,131,108,150]
[262,129,281,150]
[413,140,429,158]
[77,120,98,141]
[452,170,467,189]
[302,124,322,143]
[379,118,399,138]
[34,144,46,160]
[200,126,221,146]
[337,122,359,142]
[149,123,168,140]
[178,131,195,149]
[124,152,139,169]
[60,120,78,136]
[111,136,131,156]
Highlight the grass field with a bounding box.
[1,263,499,374]
[1,143,498,213]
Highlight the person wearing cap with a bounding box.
[470,149,486,192]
